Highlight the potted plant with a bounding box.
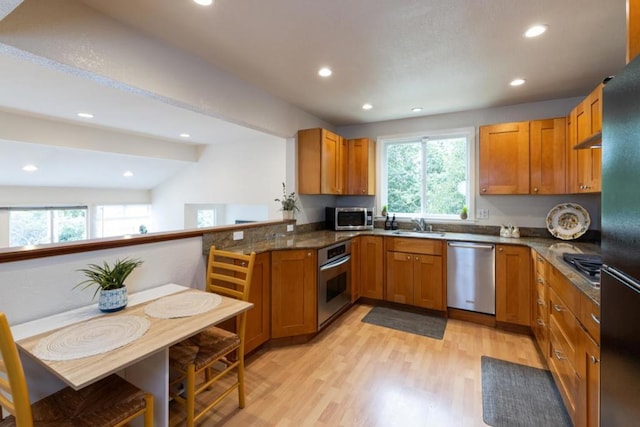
[460,205,468,220]
[274,182,300,220]
[75,257,143,312]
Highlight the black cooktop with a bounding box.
[562,253,602,286]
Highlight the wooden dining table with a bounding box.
[11,283,253,427]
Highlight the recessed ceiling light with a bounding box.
[510,78,526,86]
[411,107,423,112]
[362,103,373,110]
[524,24,549,38]
[22,164,38,172]
[318,67,332,77]
[180,133,191,138]
[193,0,214,6]
[123,171,134,177]
[77,112,94,118]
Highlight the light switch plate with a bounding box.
[233,231,243,240]
[287,224,294,232]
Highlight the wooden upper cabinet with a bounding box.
[530,118,567,194]
[567,84,603,193]
[321,130,347,194]
[479,122,530,194]
[298,128,346,195]
[347,138,376,195]
[629,0,640,63]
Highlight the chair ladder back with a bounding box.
[0,313,33,425]
[206,247,256,303]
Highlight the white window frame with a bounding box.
[377,127,476,222]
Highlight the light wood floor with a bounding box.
[169,303,546,426]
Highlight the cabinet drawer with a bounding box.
[535,293,548,324]
[579,293,601,345]
[534,252,548,277]
[385,237,443,255]
[549,325,577,421]
[549,265,580,314]
[549,289,580,366]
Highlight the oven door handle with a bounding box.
[319,255,351,271]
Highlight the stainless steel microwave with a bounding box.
[325,207,373,231]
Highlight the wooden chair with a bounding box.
[0,312,153,427]
[169,246,256,427]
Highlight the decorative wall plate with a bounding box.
[546,203,591,240]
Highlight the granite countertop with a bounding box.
[224,228,601,306]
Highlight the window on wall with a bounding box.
[197,209,216,228]
[8,206,88,246]
[95,204,152,237]
[380,128,474,220]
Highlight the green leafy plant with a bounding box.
[75,258,143,299]
[274,182,300,212]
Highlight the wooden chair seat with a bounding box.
[169,327,240,371]
[0,374,149,427]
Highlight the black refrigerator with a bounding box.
[601,53,640,426]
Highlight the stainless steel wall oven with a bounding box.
[318,241,351,327]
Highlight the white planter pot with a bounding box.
[282,210,295,220]
[98,287,128,312]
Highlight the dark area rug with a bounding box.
[481,356,571,427]
[361,305,446,339]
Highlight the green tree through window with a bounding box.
[384,132,470,219]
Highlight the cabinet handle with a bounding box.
[537,278,544,284]
[536,318,545,327]
[590,355,599,364]
[407,255,411,260]
[481,188,487,193]
[533,187,539,192]
[553,304,564,312]
[553,349,566,361]
[307,252,311,257]
[415,256,419,261]
[498,247,503,252]
[590,313,601,325]
[537,256,544,263]
[361,189,366,194]
[537,298,545,306]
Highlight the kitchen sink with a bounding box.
[391,230,446,237]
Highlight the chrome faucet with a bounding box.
[413,218,434,232]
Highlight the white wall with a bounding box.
[337,97,603,230]
[0,237,205,326]
[151,135,287,231]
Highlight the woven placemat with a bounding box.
[144,292,222,319]
[33,315,150,361]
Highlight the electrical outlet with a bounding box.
[477,209,489,219]
[233,231,243,240]
[287,224,294,232]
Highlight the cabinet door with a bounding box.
[573,85,602,193]
[413,254,444,310]
[350,237,361,303]
[479,122,530,194]
[321,130,347,194]
[360,236,384,299]
[271,249,317,338]
[577,330,600,427]
[385,251,414,304]
[496,244,531,326]
[566,109,579,193]
[347,138,375,195]
[530,118,566,194]
[244,252,271,354]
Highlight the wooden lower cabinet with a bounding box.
[244,252,271,354]
[359,236,384,299]
[496,244,531,326]
[271,249,317,338]
[531,249,549,357]
[577,328,600,427]
[385,238,444,310]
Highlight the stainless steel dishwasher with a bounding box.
[447,241,495,315]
